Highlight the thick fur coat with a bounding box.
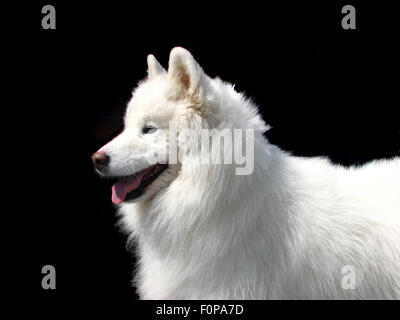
[98,48,400,299]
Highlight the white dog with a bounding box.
[92,47,400,299]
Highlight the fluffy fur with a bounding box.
[98,47,400,299]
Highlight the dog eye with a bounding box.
[142,125,157,134]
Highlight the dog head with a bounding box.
[92,47,216,204]
[92,47,266,204]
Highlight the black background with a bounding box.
[7,0,399,315]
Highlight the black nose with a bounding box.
[91,151,109,171]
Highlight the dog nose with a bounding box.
[92,151,109,171]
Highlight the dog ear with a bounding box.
[147,54,166,79]
[168,47,203,97]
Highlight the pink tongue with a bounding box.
[111,166,155,204]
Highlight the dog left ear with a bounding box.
[147,54,166,79]
[168,47,203,97]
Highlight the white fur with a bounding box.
[100,48,400,299]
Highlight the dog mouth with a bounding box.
[111,164,168,204]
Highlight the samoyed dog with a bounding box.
[92,47,400,299]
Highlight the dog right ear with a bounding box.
[147,54,166,79]
[168,47,203,98]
